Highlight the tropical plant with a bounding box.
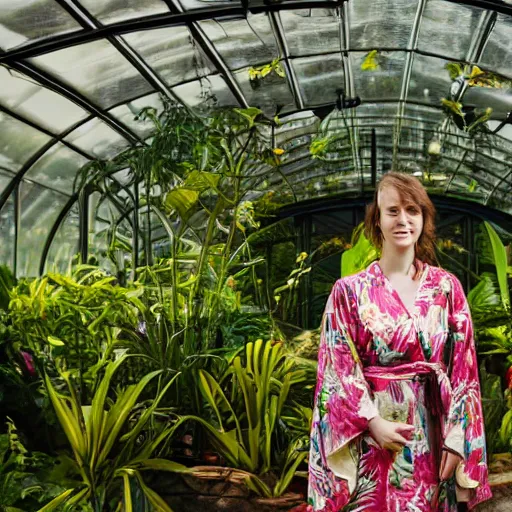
[180,339,311,497]
[5,266,144,400]
[75,103,278,357]
[38,355,189,511]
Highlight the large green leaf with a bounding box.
[44,375,87,470]
[36,488,75,512]
[483,221,510,311]
[341,223,379,277]
[164,189,199,219]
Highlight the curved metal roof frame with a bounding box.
[1,0,512,276]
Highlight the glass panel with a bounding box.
[123,27,215,87]
[349,0,416,49]
[172,75,238,107]
[0,173,14,269]
[25,143,90,195]
[18,183,68,277]
[0,204,14,269]
[88,192,124,273]
[198,14,277,70]
[402,103,443,125]
[234,66,295,115]
[78,0,168,24]
[352,51,405,100]
[64,118,130,159]
[45,203,79,275]
[417,0,482,60]
[489,122,512,143]
[281,9,339,55]
[292,54,344,106]
[478,14,512,79]
[109,93,164,139]
[0,0,80,51]
[407,54,453,105]
[30,40,153,109]
[0,111,51,172]
[0,67,88,133]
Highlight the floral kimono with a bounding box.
[308,261,491,511]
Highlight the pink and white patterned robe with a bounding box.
[308,261,491,511]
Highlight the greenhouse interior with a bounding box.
[1,0,512,510]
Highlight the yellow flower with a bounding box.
[273,148,285,156]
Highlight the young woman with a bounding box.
[308,173,491,511]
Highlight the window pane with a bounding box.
[0,111,51,173]
[18,183,68,277]
[0,174,14,269]
[417,0,482,60]
[88,192,119,273]
[234,66,295,114]
[198,14,277,70]
[172,76,238,107]
[123,27,215,88]
[478,14,512,79]
[407,53,452,105]
[349,0,416,49]
[64,118,130,159]
[25,143,89,195]
[0,0,80,51]
[0,67,88,133]
[45,203,79,275]
[352,51,405,100]
[281,9,339,55]
[292,54,344,106]
[109,93,164,139]
[78,0,168,24]
[30,40,153,109]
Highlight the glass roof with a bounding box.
[1,0,512,276]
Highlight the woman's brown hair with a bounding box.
[364,172,437,267]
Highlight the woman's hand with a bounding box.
[439,449,462,481]
[368,415,415,452]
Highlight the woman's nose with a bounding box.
[397,209,408,224]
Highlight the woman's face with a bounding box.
[377,185,423,251]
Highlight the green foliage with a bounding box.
[5,266,144,399]
[341,223,379,277]
[39,355,188,511]
[183,339,310,496]
[0,419,66,511]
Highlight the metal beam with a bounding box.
[0,3,357,64]
[268,11,304,110]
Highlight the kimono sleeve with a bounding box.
[311,279,378,494]
[444,275,492,508]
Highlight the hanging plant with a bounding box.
[248,58,286,89]
[446,62,511,90]
[440,98,492,134]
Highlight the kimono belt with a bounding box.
[363,361,453,469]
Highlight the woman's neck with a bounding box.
[379,245,416,277]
